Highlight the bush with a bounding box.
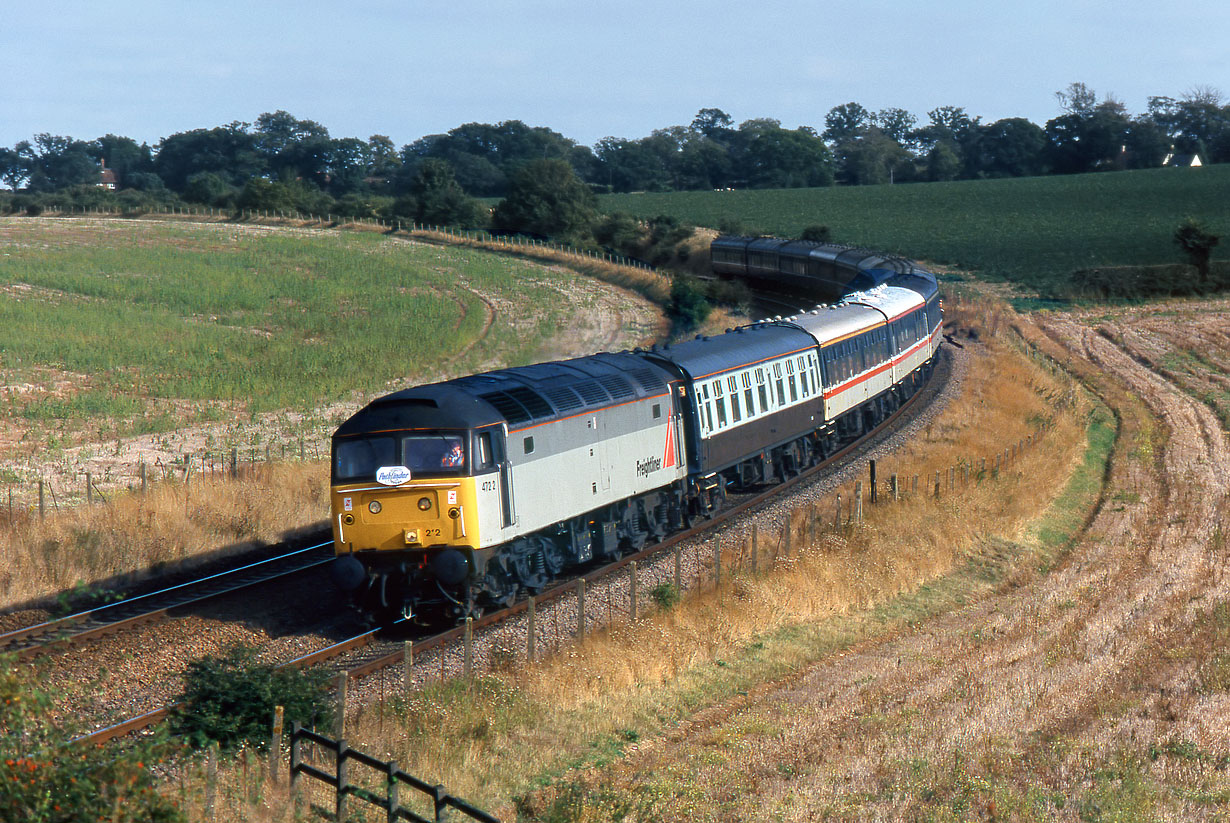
[800,224,832,243]
[171,645,333,752]
[0,655,183,823]
[667,274,712,332]
[649,582,681,610]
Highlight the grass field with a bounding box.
[601,165,1230,298]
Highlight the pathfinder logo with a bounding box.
[636,456,663,477]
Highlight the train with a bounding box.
[328,235,943,621]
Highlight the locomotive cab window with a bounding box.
[473,431,495,471]
[523,436,535,455]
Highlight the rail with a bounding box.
[1,540,334,660]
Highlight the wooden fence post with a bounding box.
[86,471,92,505]
[463,617,473,676]
[290,723,302,795]
[674,544,682,591]
[750,524,758,574]
[869,460,878,504]
[336,740,349,821]
[714,537,721,592]
[333,673,348,738]
[855,481,863,524]
[890,474,898,501]
[934,470,942,498]
[140,463,147,495]
[577,579,586,638]
[527,596,536,662]
[269,705,284,784]
[630,562,638,621]
[386,759,399,823]
[403,641,413,697]
[204,743,218,822]
[38,479,44,521]
[834,494,841,529]
[230,447,238,479]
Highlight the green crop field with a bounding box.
[0,219,609,436]
[601,166,1230,297]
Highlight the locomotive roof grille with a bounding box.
[506,386,554,418]
[573,381,609,405]
[597,374,635,399]
[477,391,534,424]
[543,385,584,412]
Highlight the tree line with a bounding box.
[1,82,1227,232]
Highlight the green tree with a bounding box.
[823,102,871,143]
[410,158,485,227]
[154,123,263,190]
[491,158,598,242]
[1174,218,1220,285]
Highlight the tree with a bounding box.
[154,123,263,190]
[409,158,484,227]
[691,108,734,137]
[873,107,918,148]
[838,128,910,185]
[491,158,597,242]
[736,121,834,188]
[978,118,1048,177]
[925,141,962,181]
[823,102,871,143]
[1174,218,1220,285]
[1055,81,1097,116]
[253,110,331,183]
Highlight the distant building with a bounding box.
[1162,150,1203,168]
[97,159,118,190]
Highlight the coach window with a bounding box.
[715,394,727,427]
[742,373,755,417]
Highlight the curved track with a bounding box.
[75,347,951,746]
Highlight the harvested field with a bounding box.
[535,298,1230,820]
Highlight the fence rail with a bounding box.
[290,723,500,823]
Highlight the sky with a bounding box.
[3,0,1228,151]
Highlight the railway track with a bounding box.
[0,540,334,660]
[75,347,948,746]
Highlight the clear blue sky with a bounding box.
[3,0,1227,150]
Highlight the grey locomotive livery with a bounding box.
[329,235,942,621]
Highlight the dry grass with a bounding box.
[0,462,328,612]
[187,300,1095,821]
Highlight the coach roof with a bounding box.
[642,323,817,382]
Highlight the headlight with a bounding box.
[418,497,432,511]
[368,500,382,514]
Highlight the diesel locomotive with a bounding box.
[329,236,942,621]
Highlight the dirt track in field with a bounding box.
[585,300,1230,819]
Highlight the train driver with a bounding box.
[441,440,465,468]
